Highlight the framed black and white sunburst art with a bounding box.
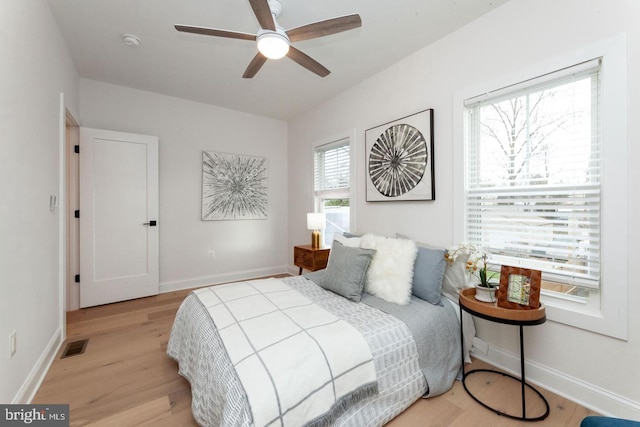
[365,109,435,202]
[202,151,268,220]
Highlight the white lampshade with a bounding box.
[307,213,325,230]
[257,31,290,59]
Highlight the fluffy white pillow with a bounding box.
[360,234,418,305]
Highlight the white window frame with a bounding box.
[312,130,357,242]
[453,35,628,340]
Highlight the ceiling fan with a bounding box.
[175,0,361,78]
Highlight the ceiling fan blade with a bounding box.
[249,0,276,31]
[175,25,256,41]
[287,46,330,77]
[242,53,268,78]
[287,14,361,42]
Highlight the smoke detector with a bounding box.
[122,34,141,47]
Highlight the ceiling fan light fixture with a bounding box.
[257,31,289,59]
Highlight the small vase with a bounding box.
[475,284,497,303]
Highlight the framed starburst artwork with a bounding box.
[365,109,435,201]
[202,151,268,220]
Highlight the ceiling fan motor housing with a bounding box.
[267,0,283,18]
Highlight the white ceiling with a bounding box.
[47,0,509,120]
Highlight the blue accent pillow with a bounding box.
[411,245,446,305]
[580,416,640,427]
[317,240,376,302]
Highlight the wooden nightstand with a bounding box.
[293,245,330,275]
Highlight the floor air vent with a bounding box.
[61,339,88,359]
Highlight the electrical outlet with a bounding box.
[9,330,16,358]
[208,250,216,260]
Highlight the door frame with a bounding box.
[65,111,80,312]
[58,95,80,346]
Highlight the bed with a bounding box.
[167,234,473,427]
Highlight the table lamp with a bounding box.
[307,213,325,249]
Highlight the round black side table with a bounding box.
[459,288,550,422]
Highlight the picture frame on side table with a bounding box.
[497,265,542,310]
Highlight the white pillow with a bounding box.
[441,252,471,301]
[360,234,418,305]
[333,233,362,247]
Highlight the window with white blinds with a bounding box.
[314,138,350,197]
[314,137,351,245]
[463,59,602,290]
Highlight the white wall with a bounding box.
[0,1,78,403]
[288,0,640,418]
[79,79,289,293]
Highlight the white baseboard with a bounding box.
[159,265,291,293]
[472,346,640,420]
[14,327,64,404]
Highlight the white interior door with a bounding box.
[79,127,159,308]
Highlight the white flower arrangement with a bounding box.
[445,243,499,288]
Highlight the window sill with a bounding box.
[541,288,627,341]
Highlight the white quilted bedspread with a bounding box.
[189,278,377,426]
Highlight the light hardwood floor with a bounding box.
[34,281,599,426]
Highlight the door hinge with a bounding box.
[74,210,80,218]
[74,145,80,154]
[75,274,80,283]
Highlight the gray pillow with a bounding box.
[342,232,361,238]
[317,240,376,302]
[411,245,447,305]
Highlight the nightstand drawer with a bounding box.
[294,248,313,267]
[294,245,330,274]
